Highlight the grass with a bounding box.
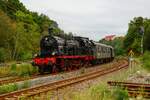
[0,83,18,94]
[11,64,38,76]
[72,83,129,100]
[0,80,30,95]
[0,63,38,77]
[0,66,11,76]
[72,84,129,100]
[0,63,37,95]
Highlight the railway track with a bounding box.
[0,66,100,85]
[0,60,123,85]
[108,81,150,98]
[0,60,128,100]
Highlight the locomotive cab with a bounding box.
[74,36,95,55]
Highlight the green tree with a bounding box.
[0,0,67,61]
[124,17,150,54]
[14,11,40,60]
[123,17,144,54]
[0,10,16,61]
[143,19,150,51]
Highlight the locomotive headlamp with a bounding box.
[33,53,40,58]
[52,52,56,55]
[45,37,48,41]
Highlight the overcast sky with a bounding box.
[21,0,149,41]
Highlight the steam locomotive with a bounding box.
[32,28,115,74]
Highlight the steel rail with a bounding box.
[0,60,128,100]
[108,81,150,98]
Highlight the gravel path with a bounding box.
[127,71,150,84]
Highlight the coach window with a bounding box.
[96,46,98,52]
[99,46,101,51]
[107,48,108,53]
[102,47,104,53]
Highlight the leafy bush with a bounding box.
[0,83,18,94]
[17,50,33,61]
[0,63,38,77]
[113,88,129,100]
[16,64,38,76]
[10,63,38,76]
[0,81,31,94]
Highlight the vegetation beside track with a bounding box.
[0,80,30,94]
[0,63,38,77]
[72,84,129,100]
[69,58,147,100]
[0,83,18,94]
[0,63,36,94]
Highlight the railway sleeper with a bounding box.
[128,91,150,97]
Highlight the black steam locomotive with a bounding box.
[32,28,114,74]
